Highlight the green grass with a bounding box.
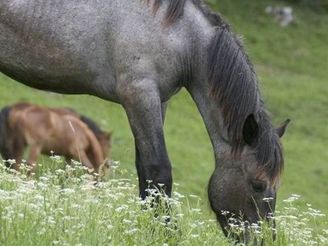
[0,0,328,244]
[0,162,327,246]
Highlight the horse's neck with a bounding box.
[187,82,230,162]
[184,22,234,161]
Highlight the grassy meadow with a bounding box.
[0,0,327,245]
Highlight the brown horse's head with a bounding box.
[208,116,290,243]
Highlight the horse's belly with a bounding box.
[42,141,69,157]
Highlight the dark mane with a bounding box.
[147,0,186,25]
[80,115,104,138]
[191,0,227,26]
[208,27,259,150]
[146,0,284,179]
[59,107,105,138]
[147,0,227,26]
[207,24,283,181]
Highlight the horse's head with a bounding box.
[208,115,290,243]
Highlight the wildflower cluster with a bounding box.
[0,160,327,246]
[0,160,226,245]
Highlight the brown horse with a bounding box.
[49,106,112,160]
[0,102,110,174]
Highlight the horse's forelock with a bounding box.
[256,125,284,184]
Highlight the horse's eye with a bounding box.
[251,180,267,193]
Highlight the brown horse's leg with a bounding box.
[27,145,42,175]
[65,156,72,165]
[12,137,26,171]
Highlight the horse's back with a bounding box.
[0,0,110,94]
[0,0,212,102]
[8,105,92,155]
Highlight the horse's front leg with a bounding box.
[120,80,172,199]
[134,102,168,198]
[12,137,25,171]
[27,144,42,175]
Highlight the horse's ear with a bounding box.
[276,119,290,138]
[243,114,259,146]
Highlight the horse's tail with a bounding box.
[0,106,11,126]
[84,125,104,172]
[0,106,12,152]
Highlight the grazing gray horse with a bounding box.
[0,0,289,242]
